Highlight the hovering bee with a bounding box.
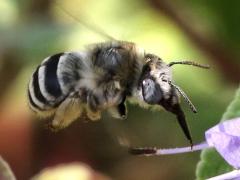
[28,3,210,146]
[27,40,209,146]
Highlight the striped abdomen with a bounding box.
[28,52,85,117]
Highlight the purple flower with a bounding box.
[130,117,240,169]
[205,117,240,169]
[130,117,240,180]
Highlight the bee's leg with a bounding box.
[86,92,101,121]
[51,97,83,131]
[35,108,56,119]
[108,95,127,120]
[117,99,127,119]
[86,108,101,121]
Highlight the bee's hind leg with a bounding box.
[51,97,83,131]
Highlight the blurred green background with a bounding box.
[0,0,239,179]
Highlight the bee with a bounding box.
[27,40,209,146]
[28,3,210,146]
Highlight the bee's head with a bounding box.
[139,53,210,146]
[140,53,209,109]
[140,54,172,105]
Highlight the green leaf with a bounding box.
[196,87,240,180]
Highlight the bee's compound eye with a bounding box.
[142,79,150,86]
[142,79,153,91]
[142,78,162,104]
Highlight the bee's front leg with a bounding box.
[117,95,127,119]
[108,95,127,120]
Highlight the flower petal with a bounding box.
[205,117,240,168]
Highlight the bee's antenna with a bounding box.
[168,61,210,69]
[168,81,197,113]
[54,2,116,41]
